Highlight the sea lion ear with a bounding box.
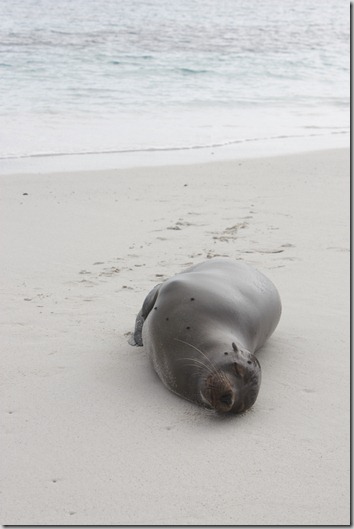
[232,342,239,353]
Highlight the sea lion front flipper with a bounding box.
[129,283,161,346]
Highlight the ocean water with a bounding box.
[0,0,349,171]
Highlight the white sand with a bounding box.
[1,148,350,525]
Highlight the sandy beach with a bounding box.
[1,148,350,525]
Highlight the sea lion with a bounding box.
[130,258,281,414]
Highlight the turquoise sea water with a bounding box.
[0,0,349,167]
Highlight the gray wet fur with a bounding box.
[130,258,281,413]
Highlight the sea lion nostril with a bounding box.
[220,393,233,406]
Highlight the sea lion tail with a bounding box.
[129,283,162,346]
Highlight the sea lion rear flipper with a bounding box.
[129,283,161,346]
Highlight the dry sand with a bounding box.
[1,148,350,525]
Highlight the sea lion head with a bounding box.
[200,342,261,414]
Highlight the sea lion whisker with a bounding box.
[179,357,228,391]
[179,357,217,378]
[174,338,220,376]
[179,355,224,384]
[186,368,209,380]
[179,361,205,375]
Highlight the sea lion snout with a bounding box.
[200,347,262,414]
[201,371,236,413]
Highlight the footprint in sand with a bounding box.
[206,250,229,259]
[244,249,284,254]
[211,222,248,243]
[326,247,349,253]
[99,267,121,277]
[78,279,96,287]
[166,218,193,230]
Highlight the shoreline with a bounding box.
[1,147,350,525]
[0,132,349,176]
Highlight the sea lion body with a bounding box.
[131,258,281,413]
